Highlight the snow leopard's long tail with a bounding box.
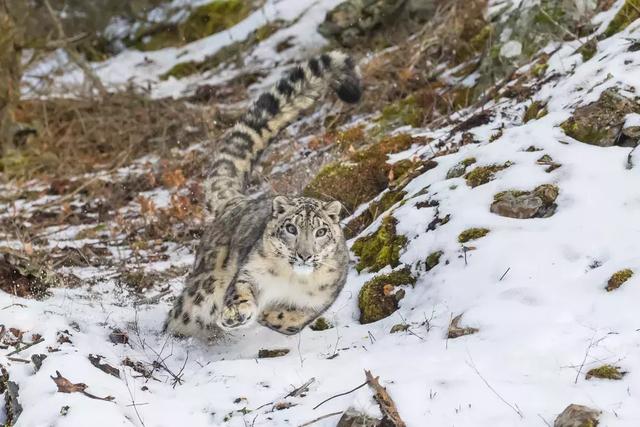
[204,50,361,214]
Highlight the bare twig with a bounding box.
[43,0,107,97]
[365,370,406,427]
[298,411,342,427]
[312,381,368,410]
[466,357,523,418]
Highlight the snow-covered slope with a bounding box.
[3,1,640,426]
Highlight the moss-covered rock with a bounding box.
[303,133,418,212]
[523,101,548,123]
[560,88,640,147]
[458,228,489,244]
[131,0,253,52]
[465,162,513,187]
[352,216,407,273]
[578,38,598,61]
[491,184,559,219]
[554,404,601,427]
[344,189,406,240]
[425,250,443,271]
[586,364,626,380]
[604,0,640,37]
[358,267,416,324]
[606,269,633,291]
[446,157,476,179]
[309,317,333,331]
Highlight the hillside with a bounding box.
[2,0,640,426]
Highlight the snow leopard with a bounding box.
[165,51,361,338]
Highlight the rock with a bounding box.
[337,408,381,427]
[390,323,409,333]
[318,0,436,47]
[554,404,600,427]
[560,89,640,147]
[490,184,559,219]
[309,317,333,331]
[446,158,476,179]
[257,348,290,358]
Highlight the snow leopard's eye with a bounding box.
[315,228,327,237]
[285,224,298,235]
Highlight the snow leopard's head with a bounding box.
[265,196,346,272]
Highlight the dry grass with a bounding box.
[5,91,214,180]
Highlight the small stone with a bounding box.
[390,324,409,333]
[500,40,523,58]
[491,185,559,219]
[554,404,600,427]
[257,349,290,358]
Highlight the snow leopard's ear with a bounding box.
[323,201,342,223]
[272,196,292,217]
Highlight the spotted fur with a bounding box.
[165,51,361,339]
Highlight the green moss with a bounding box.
[461,157,477,167]
[586,364,626,380]
[309,317,332,331]
[578,39,598,62]
[344,189,406,240]
[523,101,548,123]
[132,0,252,51]
[336,126,366,150]
[561,119,610,145]
[352,216,408,273]
[304,133,418,213]
[358,267,416,324]
[458,228,490,244]
[378,95,423,129]
[464,162,513,187]
[257,348,290,358]
[181,0,251,43]
[425,251,443,271]
[604,0,640,37]
[303,159,387,213]
[160,20,285,80]
[606,269,633,291]
[531,62,549,78]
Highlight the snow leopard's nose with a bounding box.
[297,253,312,262]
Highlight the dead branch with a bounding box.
[43,0,107,97]
[365,370,406,427]
[50,370,115,401]
[88,354,121,378]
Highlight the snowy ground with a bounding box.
[3,0,640,426]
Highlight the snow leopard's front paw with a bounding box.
[219,301,257,329]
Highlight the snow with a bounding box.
[5,0,640,426]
